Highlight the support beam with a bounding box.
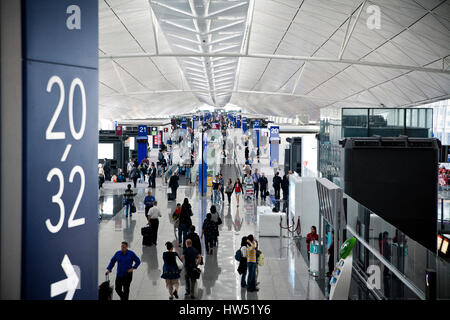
[291,62,307,95]
[338,0,367,60]
[206,1,248,19]
[151,0,195,18]
[111,60,128,94]
[149,1,159,55]
[99,52,450,75]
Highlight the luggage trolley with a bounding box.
[244,182,254,200]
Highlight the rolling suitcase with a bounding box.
[141,226,152,246]
[98,274,113,300]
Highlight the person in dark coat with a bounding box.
[272,172,282,200]
[201,213,217,254]
[103,158,111,181]
[169,172,179,200]
[129,165,139,188]
[281,174,289,212]
[148,162,157,188]
[244,146,249,161]
[178,198,193,247]
[259,173,268,202]
[185,225,202,259]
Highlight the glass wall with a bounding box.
[319,107,433,183]
[369,108,405,136]
[427,99,450,144]
[345,193,450,300]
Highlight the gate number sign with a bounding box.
[22,0,98,300]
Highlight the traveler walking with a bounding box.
[272,172,282,200]
[178,198,193,247]
[148,163,157,188]
[234,178,242,207]
[250,148,256,164]
[246,235,258,292]
[259,173,268,202]
[306,226,319,261]
[252,169,260,200]
[143,190,155,220]
[185,162,192,184]
[139,160,147,183]
[126,158,134,180]
[237,236,248,288]
[209,205,221,247]
[105,241,141,301]
[225,178,234,205]
[201,213,217,254]
[219,174,225,202]
[185,225,202,263]
[181,239,202,299]
[172,203,181,233]
[98,163,105,189]
[169,172,179,200]
[147,201,161,245]
[103,158,111,182]
[161,242,181,300]
[130,165,139,188]
[160,156,167,175]
[281,174,289,212]
[212,175,220,204]
[123,184,135,218]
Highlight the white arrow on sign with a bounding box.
[50,254,79,300]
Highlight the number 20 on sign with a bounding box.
[45,75,86,234]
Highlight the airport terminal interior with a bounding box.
[1,0,450,301]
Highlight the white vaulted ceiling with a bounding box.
[99,0,450,123]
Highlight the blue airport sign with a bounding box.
[138,125,148,136]
[23,0,98,69]
[21,0,98,299]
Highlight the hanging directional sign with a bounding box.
[21,0,98,300]
[115,125,123,136]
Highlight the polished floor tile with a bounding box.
[98,152,325,300]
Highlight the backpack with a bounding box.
[235,248,242,261]
[257,251,264,266]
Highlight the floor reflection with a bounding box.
[98,160,325,300]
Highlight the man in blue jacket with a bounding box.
[106,241,141,300]
[143,190,155,220]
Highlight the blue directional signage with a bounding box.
[242,117,247,133]
[23,0,98,69]
[22,0,98,299]
[138,125,148,137]
[270,126,280,167]
[137,125,148,164]
[254,120,261,148]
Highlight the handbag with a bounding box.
[189,267,201,280]
[131,204,136,213]
[217,217,222,225]
[257,252,265,266]
[175,256,184,272]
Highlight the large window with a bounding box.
[415,99,450,144]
